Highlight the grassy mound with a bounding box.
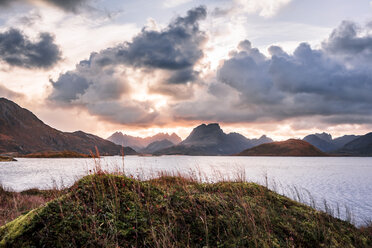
[0,174,370,247]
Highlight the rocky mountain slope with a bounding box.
[155,123,273,155]
[0,98,136,156]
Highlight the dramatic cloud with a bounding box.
[0,0,89,12]
[110,6,207,78]
[45,6,372,129]
[83,101,159,125]
[323,21,372,68]
[172,21,372,126]
[220,24,372,121]
[0,28,61,69]
[49,53,129,104]
[48,7,207,125]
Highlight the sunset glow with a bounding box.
[1,0,372,140]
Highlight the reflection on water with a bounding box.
[0,156,371,225]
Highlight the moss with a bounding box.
[0,174,371,247]
[0,209,39,247]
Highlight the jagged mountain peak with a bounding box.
[181,123,225,146]
[107,131,182,148]
[156,123,273,155]
[314,132,333,142]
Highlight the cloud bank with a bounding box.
[173,20,372,126]
[46,6,372,129]
[48,6,207,125]
[0,28,61,69]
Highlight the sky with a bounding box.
[1,0,372,140]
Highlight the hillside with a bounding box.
[0,98,137,156]
[156,123,273,155]
[0,174,370,247]
[238,139,327,156]
[337,133,372,156]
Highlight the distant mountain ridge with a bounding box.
[2,97,370,157]
[0,98,137,155]
[141,139,174,154]
[303,133,360,152]
[303,134,337,152]
[107,132,181,151]
[238,139,327,157]
[155,123,273,155]
[337,133,372,156]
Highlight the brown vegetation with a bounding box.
[238,139,328,156]
[0,156,16,162]
[0,185,61,226]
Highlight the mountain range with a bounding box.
[303,133,361,152]
[107,132,181,151]
[302,132,372,156]
[1,97,372,157]
[337,133,372,156]
[0,98,136,156]
[154,123,273,155]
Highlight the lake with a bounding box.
[0,156,371,226]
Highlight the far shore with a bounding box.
[20,151,93,159]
